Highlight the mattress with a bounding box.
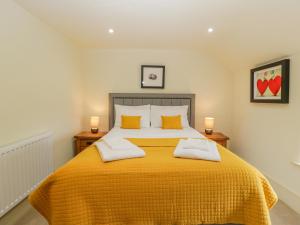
[29,128,277,225]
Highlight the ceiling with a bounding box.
[15,0,300,70]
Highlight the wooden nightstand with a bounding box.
[200,132,229,147]
[74,131,107,155]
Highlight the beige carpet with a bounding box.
[0,199,299,225]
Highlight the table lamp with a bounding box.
[90,116,100,133]
[204,117,214,135]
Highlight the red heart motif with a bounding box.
[257,79,269,96]
[269,75,281,96]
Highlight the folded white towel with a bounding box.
[181,138,211,151]
[95,141,145,162]
[174,139,221,161]
[102,137,135,151]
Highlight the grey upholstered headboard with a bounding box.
[109,93,195,129]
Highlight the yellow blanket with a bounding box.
[29,138,277,225]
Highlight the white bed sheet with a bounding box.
[103,127,204,140]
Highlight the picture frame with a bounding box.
[141,65,165,89]
[250,59,290,103]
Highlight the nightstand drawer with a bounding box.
[80,140,96,147]
[74,131,108,155]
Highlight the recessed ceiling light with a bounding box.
[108,28,114,34]
[208,28,214,33]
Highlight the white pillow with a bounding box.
[114,104,150,128]
[150,105,190,128]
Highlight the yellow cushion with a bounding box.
[161,115,183,129]
[121,115,141,129]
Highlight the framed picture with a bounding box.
[250,59,290,103]
[141,65,165,89]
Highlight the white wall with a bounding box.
[81,49,233,137]
[232,54,300,212]
[0,0,83,168]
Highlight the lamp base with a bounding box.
[91,128,99,134]
[205,129,213,135]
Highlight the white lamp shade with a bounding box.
[90,116,100,128]
[204,117,215,129]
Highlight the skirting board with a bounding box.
[266,175,300,214]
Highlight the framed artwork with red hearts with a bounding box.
[251,59,290,103]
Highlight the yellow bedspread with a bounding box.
[29,138,277,225]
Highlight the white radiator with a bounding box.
[0,132,54,218]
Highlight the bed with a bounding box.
[29,93,277,225]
